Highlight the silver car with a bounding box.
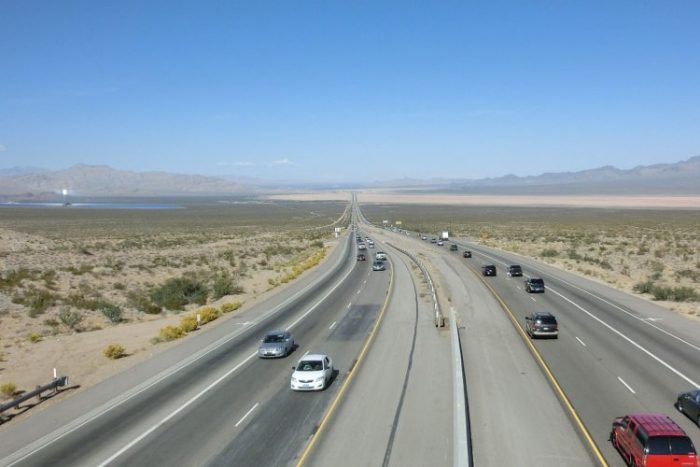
[258,330,295,358]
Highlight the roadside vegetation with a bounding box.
[0,199,348,382]
[364,204,700,316]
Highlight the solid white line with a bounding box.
[617,377,636,394]
[480,248,700,354]
[530,296,536,302]
[575,336,587,347]
[549,286,700,388]
[97,352,257,466]
[4,235,355,467]
[356,290,361,295]
[234,403,259,428]
[329,321,337,330]
[347,302,351,309]
[303,350,309,357]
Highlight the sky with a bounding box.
[1,1,699,182]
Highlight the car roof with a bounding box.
[299,353,328,361]
[626,413,689,436]
[532,311,555,318]
[265,330,288,336]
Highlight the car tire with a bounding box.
[697,414,700,428]
[676,401,683,412]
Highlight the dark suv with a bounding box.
[449,244,458,252]
[525,278,545,293]
[463,250,472,258]
[507,265,523,277]
[525,312,558,338]
[481,265,496,276]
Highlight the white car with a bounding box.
[375,251,387,261]
[291,354,334,391]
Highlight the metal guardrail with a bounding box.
[0,376,69,415]
[386,242,444,327]
[385,241,471,467]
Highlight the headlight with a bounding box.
[315,376,325,382]
[291,377,298,383]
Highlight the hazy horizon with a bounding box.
[2,2,699,182]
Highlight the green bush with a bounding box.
[13,286,57,317]
[211,273,244,299]
[103,344,126,359]
[100,303,123,323]
[540,248,559,257]
[127,289,162,315]
[58,308,83,329]
[150,277,208,310]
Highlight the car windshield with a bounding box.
[669,436,695,454]
[263,334,286,343]
[297,360,323,371]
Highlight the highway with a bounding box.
[0,221,392,466]
[2,196,699,467]
[369,213,700,466]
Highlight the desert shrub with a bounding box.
[179,315,198,332]
[41,270,58,289]
[58,308,83,329]
[64,292,102,311]
[13,286,57,317]
[567,250,582,260]
[633,281,654,294]
[0,268,39,289]
[113,282,126,290]
[211,273,244,299]
[540,248,559,257]
[198,306,220,324]
[26,332,43,343]
[158,325,185,342]
[103,344,126,359]
[599,260,613,270]
[127,289,162,315]
[150,276,208,310]
[100,303,123,323]
[220,301,242,313]
[1,382,17,399]
[43,318,59,327]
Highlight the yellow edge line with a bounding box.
[475,274,609,466]
[295,255,396,466]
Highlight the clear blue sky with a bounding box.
[1,1,699,182]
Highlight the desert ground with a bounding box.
[360,202,700,319]
[271,190,700,209]
[0,199,348,421]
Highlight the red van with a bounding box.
[611,413,698,467]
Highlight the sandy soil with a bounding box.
[271,190,700,209]
[0,226,338,423]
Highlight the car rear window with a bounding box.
[530,279,544,285]
[669,436,696,454]
[647,437,670,454]
[537,316,557,324]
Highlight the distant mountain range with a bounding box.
[0,156,698,198]
[0,164,252,198]
[378,156,700,195]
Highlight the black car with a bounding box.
[463,250,472,258]
[449,244,458,252]
[507,265,523,277]
[357,253,366,261]
[525,278,545,293]
[481,265,496,276]
[676,389,700,427]
[525,312,558,339]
